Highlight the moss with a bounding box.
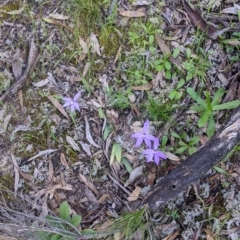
[0,1,20,21]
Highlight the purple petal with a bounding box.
[70,104,75,112]
[142,149,154,155]
[154,154,160,165]
[146,152,154,162]
[135,137,143,147]
[63,102,72,107]
[144,138,152,148]
[156,151,167,159]
[153,137,159,150]
[143,119,150,133]
[73,92,81,101]
[62,97,72,102]
[145,134,156,141]
[73,102,80,111]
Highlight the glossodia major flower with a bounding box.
[131,119,156,148]
[142,138,167,165]
[62,92,81,112]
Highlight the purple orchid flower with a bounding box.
[62,92,81,112]
[142,138,167,165]
[131,119,157,148]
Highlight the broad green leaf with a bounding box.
[186,73,193,81]
[98,108,105,119]
[214,166,229,175]
[190,105,205,113]
[179,140,187,146]
[110,143,122,165]
[176,78,185,89]
[189,136,199,145]
[81,229,96,235]
[164,61,171,70]
[166,70,171,79]
[207,114,215,137]
[70,215,82,227]
[187,88,205,106]
[175,146,188,154]
[59,201,71,221]
[205,91,211,109]
[173,47,180,58]
[212,100,240,111]
[155,64,164,71]
[171,131,180,138]
[103,124,112,140]
[186,48,191,58]
[122,158,133,173]
[211,88,225,106]
[188,147,196,155]
[161,135,168,147]
[198,109,211,127]
[169,90,176,100]
[149,35,154,44]
[50,234,62,240]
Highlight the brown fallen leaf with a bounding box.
[47,95,70,121]
[11,154,19,194]
[49,13,70,20]
[43,18,73,32]
[131,83,152,91]
[98,194,110,203]
[60,153,69,169]
[127,186,141,201]
[119,10,145,18]
[78,173,99,196]
[182,0,231,40]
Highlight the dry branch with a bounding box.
[140,106,240,211]
[0,38,38,103]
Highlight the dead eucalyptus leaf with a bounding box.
[27,149,58,162]
[43,18,73,32]
[49,13,70,20]
[89,33,101,56]
[221,4,240,15]
[47,95,70,121]
[165,152,180,162]
[0,1,26,15]
[132,0,152,6]
[119,10,145,18]
[84,116,100,148]
[125,166,143,186]
[33,78,49,87]
[66,136,81,152]
[127,186,141,201]
[11,154,19,193]
[60,153,69,169]
[182,0,217,40]
[131,83,152,91]
[12,49,22,80]
[79,173,99,196]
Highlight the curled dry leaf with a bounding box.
[84,116,100,148]
[66,135,81,152]
[165,152,180,162]
[89,33,101,56]
[79,173,99,196]
[119,10,146,18]
[49,13,70,20]
[47,95,70,121]
[127,186,141,202]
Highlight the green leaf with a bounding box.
[103,124,112,140]
[214,166,229,175]
[190,105,204,113]
[165,70,171,79]
[155,64,164,71]
[169,90,176,100]
[45,215,61,228]
[176,78,185,89]
[211,88,225,106]
[50,234,62,240]
[186,48,191,58]
[81,229,96,235]
[110,143,122,165]
[212,100,240,111]
[161,135,168,147]
[179,140,187,146]
[59,201,71,222]
[175,146,188,154]
[149,35,154,44]
[198,109,211,127]
[122,158,133,173]
[70,215,82,227]
[207,114,215,137]
[98,108,105,119]
[171,131,180,138]
[186,73,193,81]
[173,47,180,58]
[164,61,171,70]
[188,147,196,155]
[187,88,205,106]
[189,136,199,145]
